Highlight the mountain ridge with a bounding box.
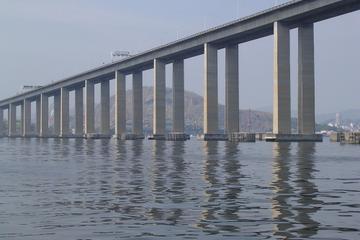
[93,86,273,134]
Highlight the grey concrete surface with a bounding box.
[225,44,239,134]
[85,80,95,135]
[153,59,166,136]
[273,21,291,134]
[100,80,110,135]
[115,71,126,137]
[172,59,185,133]
[40,94,48,137]
[298,23,315,134]
[203,43,218,134]
[23,99,31,136]
[54,93,61,136]
[75,87,84,136]
[9,103,16,136]
[0,109,3,135]
[133,71,143,136]
[36,98,41,136]
[60,88,70,136]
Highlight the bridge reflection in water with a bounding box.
[3,138,357,239]
[271,142,322,239]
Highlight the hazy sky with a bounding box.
[0,0,359,115]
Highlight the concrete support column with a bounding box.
[225,44,239,134]
[60,87,70,137]
[40,94,48,137]
[0,109,3,135]
[204,43,218,134]
[298,23,315,134]
[115,71,126,137]
[273,22,291,134]
[172,59,185,133]
[153,59,166,137]
[54,93,61,136]
[23,99,31,136]
[36,98,41,136]
[85,80,95,135]
[101,80,110,135]
[9,103,16,136]
[133,71,143,135]
[20,103,24,136]
[75,87,84,136]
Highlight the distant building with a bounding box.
[335,113,341,128]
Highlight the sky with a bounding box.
[0,0,359,115]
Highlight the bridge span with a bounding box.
[0,0,359,141]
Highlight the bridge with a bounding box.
[0,0,359,141]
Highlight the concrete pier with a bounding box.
[132,72,144,139]
[60,88,70,137]
[54,93,61,136]
[85,80,95,136]
[115,71,126,138]
[273,21,291,135]
[40,94,48,137]
[168,59,189,141]
[100,80,110,137]
[23,99,31,137]
[9,103,16,137]
[172,59,185,133]
[75,87,84,136]
[202,43,225,141]
[225,44,239,134]
[20,103,24,136]
[204,43,218,134]
[36,98,41,136]
[152,59,166,140]
[298,23,315,135]
[265,133,322,142]
[0,109,3,136]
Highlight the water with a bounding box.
[0,138,359,240]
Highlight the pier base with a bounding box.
[167,132,190,141]
[265,133,323,142]
[60,134,85,139]
[8,134,23,138]
[85,133,112,139]
[228,133,256,142]
[113,134,145,140]
[23,134,40,138]
[198,133,228,141]
[148,134,166,140]
[256,133,267,141]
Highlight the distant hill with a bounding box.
[93,87,272,134]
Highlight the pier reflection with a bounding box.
[271,142,321,238]
[222,142,241,222]
[123,140,145,220]
[295,142,321,238]
[271,142,295,239]
[147,141,167,221]
[220,142,241,233]
[197,141,220,234]
[109,140,128,214]
[167,141,186,224]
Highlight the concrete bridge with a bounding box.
[0,0,359,141]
